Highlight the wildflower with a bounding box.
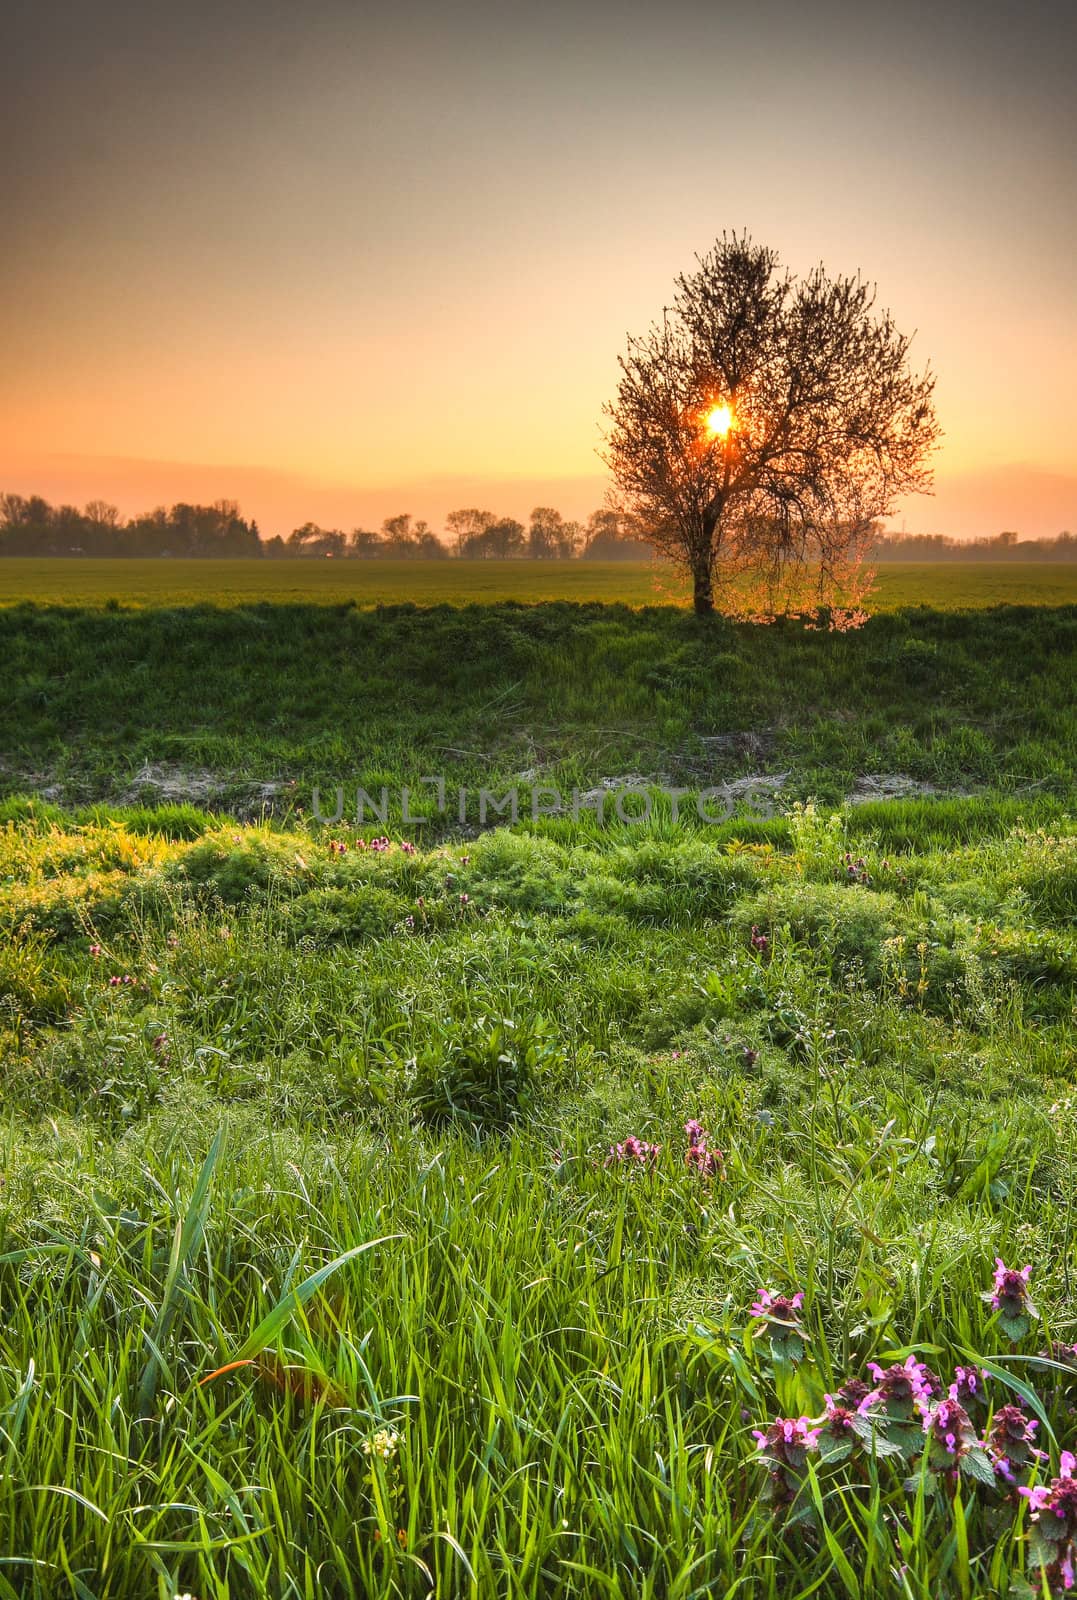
[88,942,101,957]
[922,1397,976,1468]
[864,1356,934,1420]
[400,840,416,855]
[108,974,122,987]
[684,1119,725,1179]
[821,1394,859,1432]
[152,1032,169,1058]
[370,836,392,853]
[459,893,470,906]
[404,915,415,929]
[605,1135,661,1168]
[416,897,425,908]
[987,1258,1038,1341]
[754,1415,820,1464]
[1019,1451,1077,1593]
[814,1393,870,1463]
[750,1287,804,1323]
[362,1427,400,1462]
[841,852,871,885]
[749,925,769,954]
[750,1288,806,1365]
[949,1364,987,1412]
[835,1377,873,1412]
[396,1529,407,1547]
[741,1046,759,1068]
[753,1416,820,1509]
[988,1403,1041,1484]
[460,854,470,865]
[329,839,348,855]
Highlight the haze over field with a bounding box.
[2,0,1075,540]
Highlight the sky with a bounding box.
[2,0,1075,540]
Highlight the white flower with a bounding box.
[362,1427,400,1462]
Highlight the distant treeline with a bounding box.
[1,492,1073,561]
[0,495,651,560]
[869,529,1077,561]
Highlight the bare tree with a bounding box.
[604,234,939,616]
[84,499,120,529]
[445,508,496,557]
[528,506,580,559]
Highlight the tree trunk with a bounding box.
[693,511,718,615]
[692,567,714,615]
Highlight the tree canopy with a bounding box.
[604,234,940,616]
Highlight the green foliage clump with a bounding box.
[732,881,899,982]
[406,1012,561,1129]
[0,926,69,1029]
[169,833,300,904]
[282,885,408,944]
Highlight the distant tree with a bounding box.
[446,508,496,557]
[580,509,652,560]
[528,506,580,559]
[604,233,939,616]
[415,522,449,558]
[461,517,525,559]
[350,527,383,557]
[287,522,347,557]
[84,500,120,530]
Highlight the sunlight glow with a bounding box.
[705,402,734,439]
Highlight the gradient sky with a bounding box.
[2,0,1076,538]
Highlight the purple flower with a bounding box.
[750,1288,807,1364]
[835,1377,873,1413]
[922,1397,978,1467]
[684,1120,725,1179]
[987,1259,1039,1342]
[753,1415,820,1465]
[752,1415,820,1511]
[820,1395,859,1436]
[750,1288,804,1325]
[949,1365,987,1411]
[605,1136,661,1169]
[992,1259,1033,1316]
[988,1404,1041,1484]
[864,1355,934,1419]
[1019,1452,1077,1593]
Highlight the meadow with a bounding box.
[1,585,1076,1599]
[3,557,1077,611]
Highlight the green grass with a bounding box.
[2,599,1076,810]
[2,592,1077,1596]
[3,558,1077,610]
[1,801,1076,1597]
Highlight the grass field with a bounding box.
[2,599,1076,811]
[2,588,1076,1599]
[2,797,1076,1598]
[3,557,1077,610]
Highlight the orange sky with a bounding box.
[2,0,1075,539]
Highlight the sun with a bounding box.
[705,402,734,438]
